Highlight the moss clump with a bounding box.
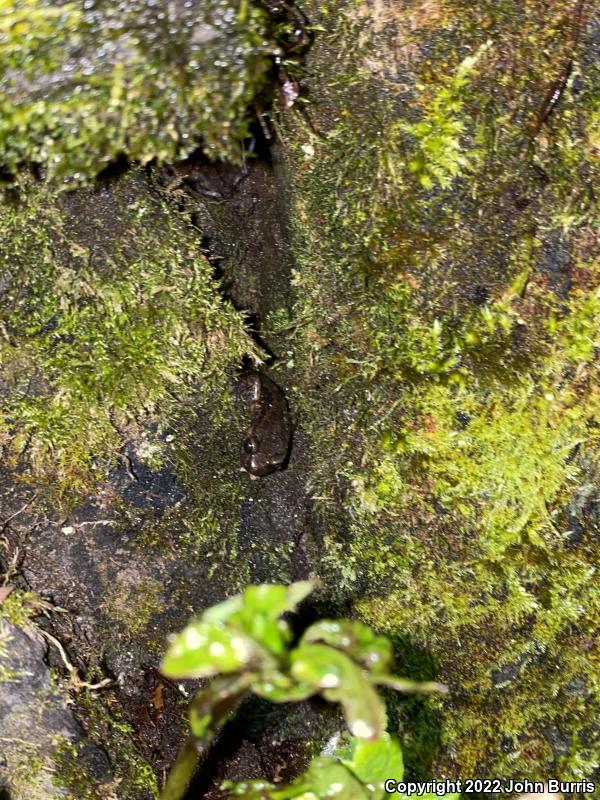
[280,0,600,781]
[0,169,255,501]
[0,0,275,180]
[0,589,43,627]
[54,712,159,799]
[5,753,49,800]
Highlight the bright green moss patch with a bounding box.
[0,589,43,627]
[0,170,254,500]
[281,0,600,781]
[0,0,274,181]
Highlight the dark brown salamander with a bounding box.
[238,370,293,478]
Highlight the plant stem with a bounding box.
[160,736,201,800]
[160,675,252,800]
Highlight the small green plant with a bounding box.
[223,733,410,799]
[159,581,449,800]
[397,41,491,190]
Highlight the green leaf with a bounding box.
[290,644,387,739]
[202,594,245,624]
[189,673,253,739]
[301,620,393,675]
[161,621,263,679]
[221,779,279,799]
[372,674,448,695]
[301,757,371,799]
[342,734,404,794]
[253,670,316,703]
[242,582,315,619]
[239,615,292,658]
[186,583,316,666]
[222,779,314,799]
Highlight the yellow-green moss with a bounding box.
[0,589,43,627]
[280,0,600,781]
[0,170,255,503]
[0,0,275,180]
[54,714,159,799]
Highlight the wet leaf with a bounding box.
[204,582,314,658]
[226,760,370,799]
[290,644,387,739]
[161,620,263,679]
[239,615,291,658]
[253,670,315,703]
[242,582,315,618]
[373,674,448,695]
[222,778,307,799]
[204,582,314,625]
[341,733,404,790]
[299,757,371,799]
[301,619,393,675]
[202,593,245,624]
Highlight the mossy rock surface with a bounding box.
[0,0,599,794]
[0,167,257,501]
[0,0,275,181]
[278,0,600,782]
[0,156,320,797]
[0,620,116,799]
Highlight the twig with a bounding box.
[0,494,38,533]
[69,520,118,529]
[1,547,20,586]
[38,629,113,692]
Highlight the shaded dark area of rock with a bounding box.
[0,621,112,798]
[0,143,331,796]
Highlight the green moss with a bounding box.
[0,170,255,502]
[54,711,159,799]
[52,739,109,800]
[280,0,600,781]
[0,0,275,181]
[6,753,49,800]
[0,589,42,627]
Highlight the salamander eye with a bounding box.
[243,436,258,454]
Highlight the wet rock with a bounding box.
[1,0,276,179]
[0,621,112,799]
[491,654,527,686]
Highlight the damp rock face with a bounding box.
[0,621,112,799]
[1,0,599,796]
[0,0,275,180]
[0,148,321,797]
[277,0,600,783]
